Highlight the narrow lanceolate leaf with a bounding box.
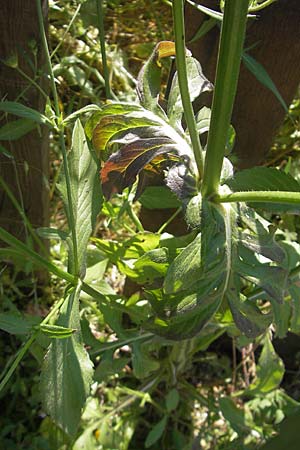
[0,118,37,140]
[39,323,76,339]
[41,286,94,437]
[243,53,288,113]
[58,119,102,277]
[168,57,213,126]
[0,101,51,126]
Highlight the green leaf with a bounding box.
[0,101,51,125]
[138,186,181,209]
[145,416,168,448]
[166,388,180,412]
[0,118,37,140]
[0,313,39,334]
[243,52,288,113]
[132,341,160,379]
[195,106,211,135]
[40,285,94,437]
[227,289,271,338]
[247,335,284,395]
[58,119,102,277]
[36,227,68,240]
[189,17,218,44]
[226,167,300,192]
[167,56,213,125]
[260,408,300,450]
[219,397,250,435]
[137,41,176,117]
[63,104,101,125]
[39,324,76,339]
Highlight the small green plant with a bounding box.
[1,0,300,448]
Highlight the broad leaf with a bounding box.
[246,335,284,395]
[0,313,39,335]
[138,186,181,209]
[41,286,94,437]
[90,105,193,199]
[168,57,213,126]
[58,119,102,277]
[226,166,300,212]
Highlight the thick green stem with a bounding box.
[173,0,204,180]
[96,0,113,99]
[201,0,249,198]
[36,0,79,275]
[216,190,300,205]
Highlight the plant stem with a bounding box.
[216,190,300,205]
[50,3,82,59]
[172,0,204,180]
[201,0,249,199]
[249,0,276,11]
[96,0,113,99]
[0,176,48,256]
[36,0,79,275]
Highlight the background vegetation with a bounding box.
[1,1,300,449]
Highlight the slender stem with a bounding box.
[216,190,300,205]
[16,67,48,100]
[0,334,37,393]
[249,0,276,12]
[36,0,79,275]
[0,226,75,284]
[172,0,204,180]
[50,3,82,59]
[201,0,249,198]
[0,176,48,256]
[96,0,113,99]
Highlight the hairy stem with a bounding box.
[173,0,204,180]
[201,0,249,198]
[216,190,300,205]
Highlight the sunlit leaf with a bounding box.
[41,286,94,437]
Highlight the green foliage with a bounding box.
[2,0,300,449]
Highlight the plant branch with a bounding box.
[172,0,204,180]
[216,190,300,205]
[201,0,249,198]
[96,0,113,99]
[36,0,79,275]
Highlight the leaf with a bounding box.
[39,324,76,339]
[132,342,160,379]
[219,397,250,435]
[137,41,176,116]
[145,416,168,448]
[226,167,300,192]
[94,106,193,199]
[0,313,39,334]
[0,118,37,140]
[189,17,218,44]
[36,227,68,240]
[101,135,176,199]
[138,186,181,209]
[58,119,102,277]
[168,57,213,126]
[40,286,94,437]
[243,52,288,113]
[259,408,300,450]
[0,101,51,126]
[186,0,256,20]
[247,335,285,395]
[166,388,180,412]
[195,106,211,135]
[63,104,101,125]
[227,289,272,338]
